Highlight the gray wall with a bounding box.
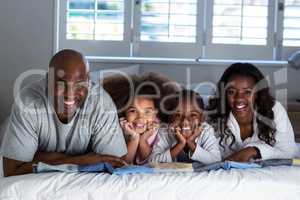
[1,1,300,123]
[0,0,53,123]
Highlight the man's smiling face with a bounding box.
[49,50,89,123]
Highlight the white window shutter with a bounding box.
[205,0,274,60]
[59,0,132,56]
[133,0,203,58]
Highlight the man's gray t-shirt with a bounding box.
[1,78,127,162]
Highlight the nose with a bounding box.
[235,91,245,100]
[181,117,190,127]
[64,83,76,99]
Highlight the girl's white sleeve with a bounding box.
[149,129,173,163]
[190,125,222,164]
[245,102,299,159]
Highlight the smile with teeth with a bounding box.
[182,127,191,132]
[64,100,75,106]
[135,123,146,129]
[235,103,247,110]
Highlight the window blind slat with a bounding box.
[140,1,197,43]
[284,2,300,46]
[66,0,124,41]
[212,0,268,45]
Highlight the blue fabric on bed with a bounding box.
[113,165,154,175]
[35,162,114,173]
[35,159,299,174]
[193,161,261,172]
[78,162,114,173]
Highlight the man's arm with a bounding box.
[3,152,126,177]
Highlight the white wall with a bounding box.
[0,0,53,123]
[91,61,300,104]
[1,1,300,123]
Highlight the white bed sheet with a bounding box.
[0,166,299,200]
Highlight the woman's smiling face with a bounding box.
[226,75,257,121]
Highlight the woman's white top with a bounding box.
[221,101,299,160]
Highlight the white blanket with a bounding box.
[0,166,300,200]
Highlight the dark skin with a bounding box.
[169,100,204,160]
[224,75,260,162]
[3,50,126,177]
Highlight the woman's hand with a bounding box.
[225,147,258,162]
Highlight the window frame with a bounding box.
[57,0,133,57]
[131,0,204,58]
[54,0,300,61]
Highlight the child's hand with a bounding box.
[174,126,186,145]
[142,121,159,140]
[186,123,204,152]
[188,123,204,142]
[120,118,138,139]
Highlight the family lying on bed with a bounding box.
[1,49,299,177]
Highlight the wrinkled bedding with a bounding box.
[0,166,299,200]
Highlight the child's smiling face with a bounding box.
[125,96,157,134]
[171,99,203,138]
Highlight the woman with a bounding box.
[215,63,298,162]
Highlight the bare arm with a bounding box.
[170,130,186,160]
[3,152,126,177]
[122,135,140,164]
[137,130,155,161]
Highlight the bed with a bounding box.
[0,165,300,200]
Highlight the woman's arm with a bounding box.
[245,102,299,160]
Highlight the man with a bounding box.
[2,49,127,176]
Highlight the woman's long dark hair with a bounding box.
[215,63,276,149]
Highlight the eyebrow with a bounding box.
[190,110,202,113]
[227,86,253,90]
[57,79,87,83]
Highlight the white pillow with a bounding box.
[89,65,140,84]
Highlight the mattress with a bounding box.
[0,166,299,200]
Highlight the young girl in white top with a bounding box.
[214,63,299,161]
[150,89,221,164]
[102,73,180,164]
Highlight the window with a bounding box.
[205,0,275,59]
[283,0,300,46]
[140,0,197,43]
[135,0,203,58]
[212,0,268,45]
[58,0,131,56]
[67,0,125,41]
[56,0,300,60]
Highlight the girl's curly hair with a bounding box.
[102,72,181,122]
[214,63,276,150]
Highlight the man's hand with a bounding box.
[225,147,258,162]
[3,152,127,177]
[95,155,127,168]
